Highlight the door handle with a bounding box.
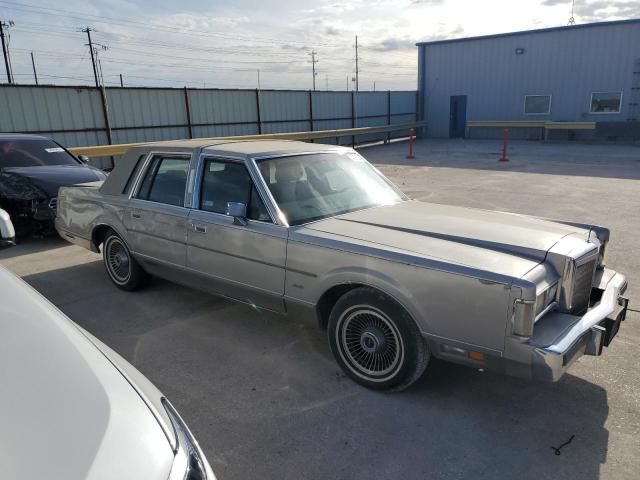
[192,222,206,233]
[132,212,141,218]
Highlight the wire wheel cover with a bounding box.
[338,306,404,380]
[106,238,131,283]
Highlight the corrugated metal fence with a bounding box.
[0,85,418,148]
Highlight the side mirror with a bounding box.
[226,202,247,226]
[78,155,90,164]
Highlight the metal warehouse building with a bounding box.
[417,19,640,140]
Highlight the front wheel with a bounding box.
[328,287,429,391]
[102,229,148,291]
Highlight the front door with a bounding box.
[125,153,191,271]
[449,95,467,138]
[185,157,287,313]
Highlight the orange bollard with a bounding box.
[499,128,509,162]
[406,128,416,159]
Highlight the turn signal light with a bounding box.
[468,351,485,363]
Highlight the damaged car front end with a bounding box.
[0,134,106,237]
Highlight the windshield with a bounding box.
[0,138,80,168]
[257,152,407,226]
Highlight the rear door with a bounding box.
[185,156,288,313]
[125,153,192,271]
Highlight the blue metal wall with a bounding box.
[0,85,417,148]
[418,20,640,137]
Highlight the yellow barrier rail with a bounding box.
[467,120,596,130]
[68,121,423,158]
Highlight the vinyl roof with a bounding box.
[205,140,347,158]
[134,139,347,158]
[416,18,640,47]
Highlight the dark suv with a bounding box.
[0,134,106,236]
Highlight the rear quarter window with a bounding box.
[122,154,147,195]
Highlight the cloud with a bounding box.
[450,24,464,35]
[325,25,341,35]
[410,0,444,5]
[366,36,416,52]
[541,0,640,20]
[303,3,356,15]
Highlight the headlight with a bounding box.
[163,398,215,480]
[512,299,535,337]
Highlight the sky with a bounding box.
[0,0,638,90]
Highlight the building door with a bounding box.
[449,95,467,138]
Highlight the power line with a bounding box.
[0,0,348,47]
[9,22,418,72]
[0,7,417,89]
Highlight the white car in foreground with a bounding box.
[0,265,215,480]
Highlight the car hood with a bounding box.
[0,165,106,198]
[301,200,588,278]
[0,267,173,480]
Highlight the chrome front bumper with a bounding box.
[504,268,628,381]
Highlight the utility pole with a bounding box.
[98,58,106,87]
[82,27,100,88]
[325,73,328,91]
[354,35,359,92]
[309,50,318,90]
[346,75,349,91]
[257,69,261,89]
[0,20,14,84]
[373,80,376,92]
[30,51,38,85]
[119,73,123,87]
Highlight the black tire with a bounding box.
[102,229,148,291]
[328,287,429,391]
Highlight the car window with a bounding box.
[200,160,271,222]
[122,154,147,195]
[135,155,190,207]
[0,138,80,168]
[257,152,406,226]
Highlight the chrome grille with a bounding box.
[571,257,597,313]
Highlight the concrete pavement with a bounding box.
[1,138,638,480]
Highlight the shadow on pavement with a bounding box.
[22,260,610,480]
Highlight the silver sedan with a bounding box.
[56,140,629,390]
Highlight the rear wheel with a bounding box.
[102,229,148,291]
[328,287,429,391]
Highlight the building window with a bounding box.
[524,95,551,115]
[590,91,622,114]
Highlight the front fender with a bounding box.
[286,240,513,353]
